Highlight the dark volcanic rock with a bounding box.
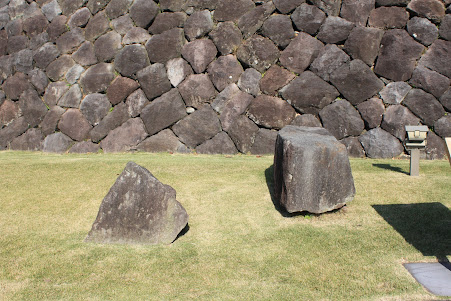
[149,12,187,35]
[114,44,150,78]
[260,65,295,96]
[343,26,384,66]
[280,32,323,74]
[67,7,91,29]
[107,76,139,105]
[273,125,355,214]
[379,81,412,105]
[47,15,68,42]
[238,68,261,96]
[172,105,222,148]
[40,105,65,136]
[291,3,326,35]
[403,89,445,126]
[247,95,296,129]
[7,36,29,55]
[407,0,445,22]
[249,128,277,155]
[281,71,339,115]
[56,27,84,54]
[166,58,193,87]
[237,1,275,39]
[123,26,154,44]
[129,0,158,28]
[42,132,74,153]
[100,118,148,152]
[440,88,451,111]
[57,84,82,108]
[85,161,189,245]
[434,115,451,138]
[23,12,49,37]
[80,93,112,126]
[33,42,59,69]
[80,63,115,94]
[72,41,98,67]
[29,69,49,94]
[419,39,451,78]
[273,0,305,14]
[310,0,342,16]
[18,88,48,127]
[184,10,213,41]
[368,6,409,29]
[226,115,259,153]
[111,15,134,35]
[10,128,44,151]
[209,21,242,55]
[141,89,187,136]
[340,0,375,26]
[424,131,447,160]
[439,15,451,41]
[374,29,425,81]
[105,0,133,20]
[340,136,365,158]
[58,108,93,141]
[181,39,217,74]
[381,105,420,140]
[0,117,29,149]
[196,131,238,154]
[136,129,187,153]
[407,17,439,46]
[85,11,109,42]
[94,31,122,63]
[319,100,365,140]
[69,141,100,153]
[137,64,172,101]
[236,35,279,73]
[145,28,185,64]
[178,74,217,108]
[261,14,295,48]
[207,54,243,92]
[126,89,149,118]
[46,55,75,81]
[409,66,450,98]
[330,60,384,105]
[317,16,355,44]
[356,98,385,129]
[90,102,130,142]
[359,127,404,158]
[310,44,350,82]
[213,0,255,22]
[43,81,69,107]
[291,114,322,127]
[0,99,20,127]
[2,72,32,100]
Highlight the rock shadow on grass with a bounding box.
[372,163,409,175]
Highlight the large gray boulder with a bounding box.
[319,100,364,140]
[279,32,323,74]
[273,126,355,214]
[359,127,404,158]
[236,35,280,73]
[85,162,189,245]
[100,118,148,152]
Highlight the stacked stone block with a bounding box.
[0,0,449,159]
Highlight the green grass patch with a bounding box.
[0,151,450,300]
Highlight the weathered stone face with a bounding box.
[172,105,221,148]
[281,71,339,115]
[381,105,420,140]
[419,39,451,78]
[403,89,445,126]
[310,44,350,82]
[10,128,44,151]
[100,118,148,152]
[207,54,243,92]
[237,68,261,96]
[409,66,450,98]
[260,65,295,96]
[356,98,385,129]
[214,0,255,22]
[129,0,158,28]
[90,102,130,142]
[141,89,187,136]
[69,141,100,154]
[291,114,322,128]
[359,127,404,158]
[238,1,275,39]
[273,125,355,214]
[343,27,384,66]
[19,89,48,128]
[137,129,187,153]
[340,0,375,26]
[166,58,193,87]
[42,132,73,153]
[145,28,185,64]
[279,32,323,74]
[209,21,242,55]
[178,74,217,108]
[57,84,82,108]
[94,31,122,63]
[226,115,259,153]
[85,11,109,42]
[374,29,425,81]
[237,35,280,73]
[184,10,213,41]
[368,6,409,29]
[379,81,412,105]
[250,128,278,155]
[58,108,93,141]
[407,0,445,23]
[291,3,325,35]
[196,131,238,154]
[181,39,217,74]
[80,93,112,126]
[407,17,439,46]
[149,12,187,35]
[85,162,189,245]
[261,14,295,48]
[247,95,296,129]
[137,63,172,101]
[340,136,365,158]
[434,115,451,138]
[106,76,140,105]
[80,63,115,94]
[319,100,364,140]
[317,16,355,44]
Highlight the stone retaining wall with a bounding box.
[0,0,450,158]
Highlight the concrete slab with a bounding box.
[404,262,451,296]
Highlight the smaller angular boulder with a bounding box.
[85,162,189,245]
[273,125,355,214]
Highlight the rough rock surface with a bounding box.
[319,100,364,140]
[100,118,148,152]
[247,95,296,129]
[273,125,355,214]
[85,161,188,245]
[359,127,404,158]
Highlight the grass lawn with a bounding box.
[0,151,450,300]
